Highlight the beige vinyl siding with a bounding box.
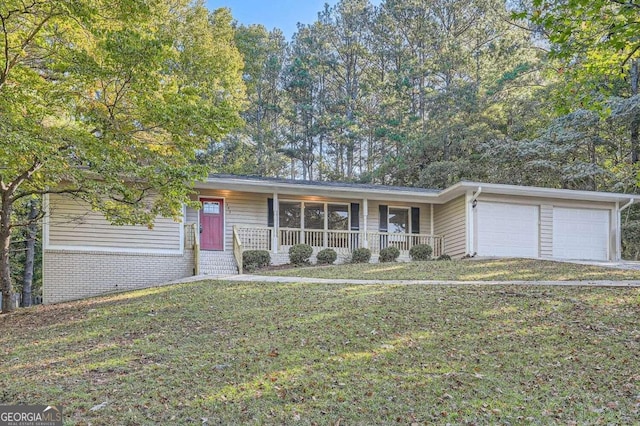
[366,201,432,233]
[433,195,466,258]
[47,194,181,252]
[186,206,199,224]
[540,205,553,258]
[477,193,615,211]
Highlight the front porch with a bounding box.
[233,225,445,266]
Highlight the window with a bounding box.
[278,201,349,230]
[304,203,325,230]
[279,202,301,228]
[203,201,220,214]
[388,208,409,233]
[328,204,349,230]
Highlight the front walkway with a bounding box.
[563,260,640,271]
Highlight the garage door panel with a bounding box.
[552,207,609,260]
[477,202,539,257]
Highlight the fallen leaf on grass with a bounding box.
[90,401,108,411]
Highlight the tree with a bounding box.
[233,25,288,176]
[526,0,640,163]
[0,1,245,313]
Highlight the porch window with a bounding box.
[328,204,349,230]
[388,207,409,233]
[278,201,351,248]
[280,201,350,230]
[304,203,325,229]
[279,202,301,228]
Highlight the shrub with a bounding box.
[409,244,433,261]
[351,247,371,263]
[622,221,640,260]
[242,250,270,272]
[379,246,400,263]
[289,244,313,266]
[316,248,337,265]
[437,254,452,261]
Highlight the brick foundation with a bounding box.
[43,250,194,304]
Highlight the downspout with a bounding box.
[468,187,482,256]
[620,198,636,213]
[471,186,482,205]
[618,197,636,261]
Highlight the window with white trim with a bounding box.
[388,207,409,233]
[328,204,349,230]
[279,201,349,230]
[279,201,301,228]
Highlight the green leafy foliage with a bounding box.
[409,244,433,261]
[437,254,452,261]
[316,248,338,265]
[242,250,271,272]
[0,0,246,312]
[379,246,400,263]
[622,221,640,260]
[351,247,371,264]
[289,244,313,266]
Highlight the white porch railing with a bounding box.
[280,228,363,254]
[236,225,273,251]
[232,226,243,272]
[366,232,444,257]
[235,226,444,258]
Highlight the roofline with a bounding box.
[441,181,635,203]
[195,175,635,204]
[196,175,442,202]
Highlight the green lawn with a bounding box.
[2,280,639,424]
[259,258,640,281]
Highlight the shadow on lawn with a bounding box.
[1,281,639,424]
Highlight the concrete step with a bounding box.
[199,251,239,275]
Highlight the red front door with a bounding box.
[200,198,224,250]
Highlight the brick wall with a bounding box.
[43,250,195,304]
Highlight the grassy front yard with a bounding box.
[260,258,640,281]
[2,280,639,424]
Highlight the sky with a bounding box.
[205,1,377,40]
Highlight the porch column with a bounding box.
[430,204,434,236]
[363,198,368,248]
[273,192,279,254]
[300,202,305,245]
[430,203,435,252]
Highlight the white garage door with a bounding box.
[477,202,539,257]
[553,207,609,260]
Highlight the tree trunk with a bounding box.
[21,200,38,308]
[1,193,15,313]
[631,59,639,164]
